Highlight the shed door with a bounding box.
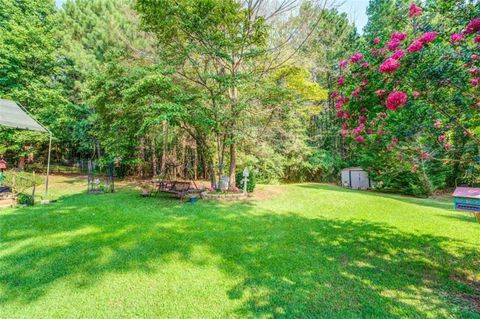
[350,171,361,189]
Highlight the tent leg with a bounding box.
[45,132,52,199]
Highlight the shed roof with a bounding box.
[453,187,480,199]
[341,167,365,171]
[0,99,48,133]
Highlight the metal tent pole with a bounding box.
[45,132,52,199]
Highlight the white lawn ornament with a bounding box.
[241,167,250,193]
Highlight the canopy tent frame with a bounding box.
[0,99,52,199]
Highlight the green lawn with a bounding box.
[1,176,479,318]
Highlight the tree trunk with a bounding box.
[151,136,157,176]
[228,142,236,188]
[138,136,145,177]
[18,157,25,170]
[193,141,198,180]
[216,133,226,189]
[160,121,167,176]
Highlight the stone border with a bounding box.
[200,191,248,201]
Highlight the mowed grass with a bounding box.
[1,175,479,318]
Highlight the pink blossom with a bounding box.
[450,33,463,44]
[361,79,368,86]
[367,128,373,134]
[472,54,480,61]
[413,91,421,98]
[375,90,386,97]
[336,110,345,118]
[438,135,446,142]
[377,128,384,136]
[336,96,349,109]
[407,40,424,53]
[386,91,408,111]
[391,32,407,41]
[360,107,368,114]
[341,129,349,137]
[361,62,370,68]
[354,135,365,143]
[471,78,480,87]
[351,52,364,63]
[373,38,380,44]
[352,87,362,97]
[475,35,480,43]
[390,50,405,60]
[464,18,480,35]
[359,115,367,124]
[371,49,379,56]
[379,58,401,73]
[392,137,398,144]
[337,77,345,86]
[469,69,480,76]
[433,119,442,128]
[444,143,452,150]
[419,32,438,44]
[409,3,422,17]
[331,91,339,98]
[338,59,349,68]
[378,112,387,119]
[421,152,430,160]
[387,39,401,51]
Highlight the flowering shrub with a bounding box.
[334,4,480,195]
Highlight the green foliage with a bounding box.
[16,193,34,206]
[0,0,72,162]
[235,169,256,193]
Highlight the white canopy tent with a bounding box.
[0,99,52,198]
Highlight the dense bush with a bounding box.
[17,193,34,206]
[235,169,256,193]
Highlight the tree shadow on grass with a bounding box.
[0,190,479,318]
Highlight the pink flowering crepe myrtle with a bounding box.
[450,33,463,44]
[379,58,401,73]
[464,18,480,35]
[386,91,408,111]
[409,3,422,17]
[390,50,405,60]
[351,52,364,63]
[419,32,438,44]
[407,40,424,53]
[334,15,480,156]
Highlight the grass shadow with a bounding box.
[0,188,479,317]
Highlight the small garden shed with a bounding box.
[341,167,371,190]
[453,187,480,223]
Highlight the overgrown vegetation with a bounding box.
[0,0,479,195]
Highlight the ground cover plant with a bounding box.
[0,176,479,318]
